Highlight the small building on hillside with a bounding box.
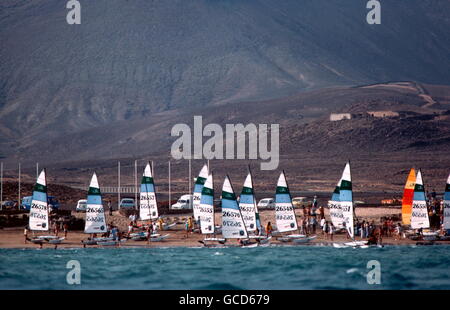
[381,198,402,205]
[367,111,399,118]
[330,113,352,121]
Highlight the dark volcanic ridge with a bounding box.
[2,81,449,165]
[1,0,450,150]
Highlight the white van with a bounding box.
[257,198,275,209]
[171,194,193,210]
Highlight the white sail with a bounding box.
[328,178,344,229]
[85,173,107,233]
[239,172,257,232]
[275,171,298,232]
[339,162,354,238]
[199,173,214,234]
[222,176,248,238]
[140,162,158,220]
[444,173,450,230]
[411,170,430,229]
[193,164,209,223]
[29,169,49,231]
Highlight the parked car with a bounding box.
[76,199,87,212]
[119,198,135,209]
[257,198,275,209]
[21,196,60,211]
[1,200,17,210]
[292,196,310,208]
[47,196,60,211]
[171,194,193,210]
[21,196,33,210]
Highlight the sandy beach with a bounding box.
[1,207,446,249]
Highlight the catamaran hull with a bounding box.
[149,234,170,242]
[241,243,259,248]
[199,237,227,247]
[292,236,317,244]
[344,241,368,246]
[97,241,119,246]
[277,234,313,242]
[31,236,65,244]
[82,240,98,245]
[162,223,176,230]
[252,236,272,244]
[48,238,65,244]
[36,235,59,240]
[333,241,380,249]
[422,231,439,241]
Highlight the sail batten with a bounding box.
[140,162,158,220]
[275,171,297,232]
[222,176,248,238]
[29,169,49,231]
[410,169,430,229]
[85,172,107,233]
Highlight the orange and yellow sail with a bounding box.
[402,168,416,225]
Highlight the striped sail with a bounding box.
[85,173,107,234]
[199,173,214,234]
[401,168,416,225]
[222,176,248,238]
[328,178,344,228]
[193,164,208,222]
[340,162,354,238]
[140,162,158,220]
[275,171,297,232]
[239,172,257,232]
[29,169,49,231]
[444,173,450,230]
[410,170,430,229]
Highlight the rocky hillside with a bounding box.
[1,0,450,163]
[3,81,449,194]
[282,112,450,154]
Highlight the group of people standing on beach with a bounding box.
[179,196,385,244]
[23,218,69,244]
[127,212,165,239]
[297,198,337,240]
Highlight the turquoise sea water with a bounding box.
[0,245,449,290]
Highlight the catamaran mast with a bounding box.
[149,161,154,220]
[211,171,215,238]
[248,165,261,233]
